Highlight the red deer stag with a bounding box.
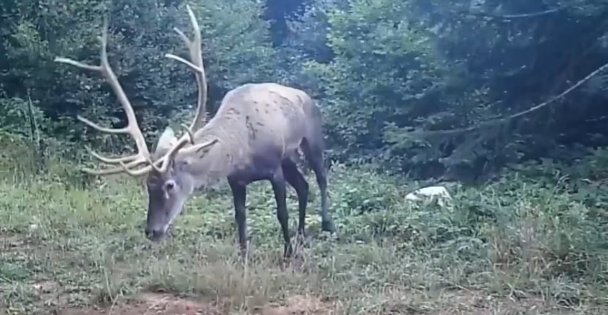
[54,6,335,257]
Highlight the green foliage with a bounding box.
[278,0,608,180]
[1,0,277,150]
[282,0,343,63]
[299,0,444,162]
[1,146,607,312]
[0,97,47,137]
[3,0,608,181]
[187,0,277,90]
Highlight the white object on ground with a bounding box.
[405,185,452,207]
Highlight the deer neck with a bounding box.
[181,116,249,188]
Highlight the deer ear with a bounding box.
[154,127,178,156]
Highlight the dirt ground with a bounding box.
[48,289,570,315]
[1,231,595,315]
[57,293,335,315]
[3,263,579,315]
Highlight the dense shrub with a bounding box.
[1,0,277,149]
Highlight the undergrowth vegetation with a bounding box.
[1,133,608,314]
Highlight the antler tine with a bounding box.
[55,18,154,177]
[77,115,129,134]
[97,19,151,159]
[148,5,210,174]
[153,136,218,174]
[82,157,152,176]
[166,4,208,133]
[85,146,138,164]
[156,137,191,173]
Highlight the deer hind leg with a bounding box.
[282,158,309,238]
[301,138,335,233]
[270,166,293,258]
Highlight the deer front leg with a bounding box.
[228,178,248,258]
[269,167,293,258]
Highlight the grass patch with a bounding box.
[1,134,608,314]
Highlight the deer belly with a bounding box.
[251,121,304,158]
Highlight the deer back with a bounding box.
[202,83,318,160]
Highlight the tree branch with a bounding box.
[459,7,565,20]
[414,62,608,137]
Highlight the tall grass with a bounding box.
[1,132,607,314]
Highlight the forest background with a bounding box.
[3,0,608,182]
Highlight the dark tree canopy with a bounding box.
[1,0,608,183]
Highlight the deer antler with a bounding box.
[55,6,213,176]
[55,19,153,176]
[154,4,211,173]
[166,5,207,133]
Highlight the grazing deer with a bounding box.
[54,6,335,257]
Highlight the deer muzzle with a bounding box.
[144,226,167,242]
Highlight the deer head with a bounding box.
[55,5,217,242]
